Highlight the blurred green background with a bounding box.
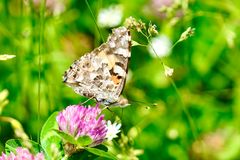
[1,0,240,159]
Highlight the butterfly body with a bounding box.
[63,27,131,106]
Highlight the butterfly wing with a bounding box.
[63,27,131,105]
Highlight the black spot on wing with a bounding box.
[115,62,125,69]
[109,68,117,76]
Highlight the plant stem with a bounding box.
[37,0,45,143]
[170,79,198,139]
[85,0,104,43]
[140,29,197,139]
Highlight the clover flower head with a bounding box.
[0,147,45,160]
[56,104,107,146]
[148,35,172,58]
[97,5,123,28]
[106,121,121,141]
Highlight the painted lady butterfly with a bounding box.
[63,27,131,106]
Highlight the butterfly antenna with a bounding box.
[129,99,158,109]
[85,0,105,42]
[101,105,118,118]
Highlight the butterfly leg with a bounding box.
[79,96,94,105]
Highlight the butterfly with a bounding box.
[63,26,131,106]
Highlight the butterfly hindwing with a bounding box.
[63,27,131,105]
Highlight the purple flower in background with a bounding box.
[56,104,107,146]
[0,147,45,160]
[149,0,184,20]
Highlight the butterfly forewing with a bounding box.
[63,27,131,105]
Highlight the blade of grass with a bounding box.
[37,0,46,143]
[85,0,104,42]
[140,30,198,139]
[169,79,198,139]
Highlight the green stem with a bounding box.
[37,0,45,143]
[138,44,148,47]
[140,29,197,139]
[140,30,165,66]
[170,79,198,139]
[85,0,104,42]
[170,40,180,51]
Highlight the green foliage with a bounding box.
[5,139,43,154]
[85,147,117,160]
[53,130,93,147]
[1,0,240,159]
[40,112,63,159]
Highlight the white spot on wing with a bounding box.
[115,48,130,57]
[114,65,126,77]
[109,41,116,48]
